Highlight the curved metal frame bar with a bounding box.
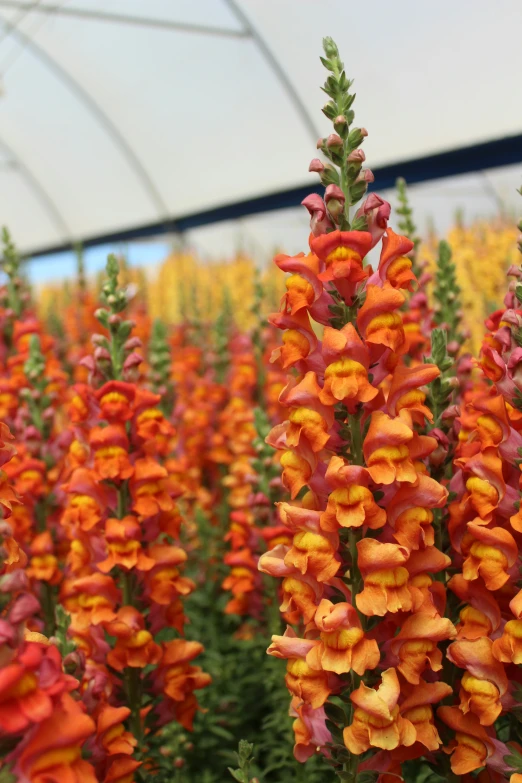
[223,0,320,144]
[0,13,169,218]
[0,1,247,38]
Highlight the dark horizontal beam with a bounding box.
[26,132,522,260]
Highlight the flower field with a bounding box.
[2,37,522,783]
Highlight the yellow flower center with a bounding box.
[476,414,503,442]
[95,446,126,459]
[1,672,38,701]
[366,567,409,588]
[400,639,435,655]
[387,255,412,280]
[127,630,153,649]
[293,531,331,554]
[366,312,403,335]
[31,746,81,773]
[401,705,432,725]
[100,391,129,407]
[367,444,410,465]
[325,246,361,265]
[469,541,507,566]
[461,672,498,698]
[396,389,426,412]
[285,273,314,300]
[505,619,522,639]
[320,627,364,650]
[396,507,433,526]
[465,476,498,506]
[71,494,97,509]
[325,357,366,379]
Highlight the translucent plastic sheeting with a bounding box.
[0,0,520,254]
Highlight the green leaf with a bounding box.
[357,772,379,783]
[237,739,254,761]
[324,701,347,724]
[430,329,448,368]
[227,769,246,783]
[210,725,236,741]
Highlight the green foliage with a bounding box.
[426,328,456,435]
[149,318,175,415]
[0,764,16,783]
[228,740,256,782]
[214,291,233,383]
[95,255,137,380]
[328,287,366,330]
[1,226,22,319]
[54,604,77,658]
[315,38,371,227]
[165,503,333,782]
[75,242,86,294]
[99,254,129,315]
[432,240,463,347]
[20,335,53,441]
[252,407,279,500]
[395,177,421,275]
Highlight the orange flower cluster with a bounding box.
[262,198,461,774]
[219,330,288,623]
[0,417,100,783]
[3,36,522,783]
[258,35,520,783]
[0,254,210,782]
[438,259,522,778]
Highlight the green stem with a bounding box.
[121,570,135,606]
[124,666,143,743]
[433,507,446,585]
[341,411,366,781]
[116,483,144,745]
[42,583,56,637]
[117,483,128,520]
[348,411,363,466]
[35,500,47,533]
[109,325,124,380]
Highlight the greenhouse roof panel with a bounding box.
[0,0,520,253]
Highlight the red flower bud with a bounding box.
[124,337,142,351]
[309,158,325,173]
[94,347,111,362]
[325,184,345,205]
[9,592,40,623]
[326,133,343,150]
[301,194,333,237]
[123,352,143,370]
[0,570,28,593]
[79,355,95,371]
[357,169,374,183]
[347,149,366,163]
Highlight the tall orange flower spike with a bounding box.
[262,36,462,781]
[48,255,210,779]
